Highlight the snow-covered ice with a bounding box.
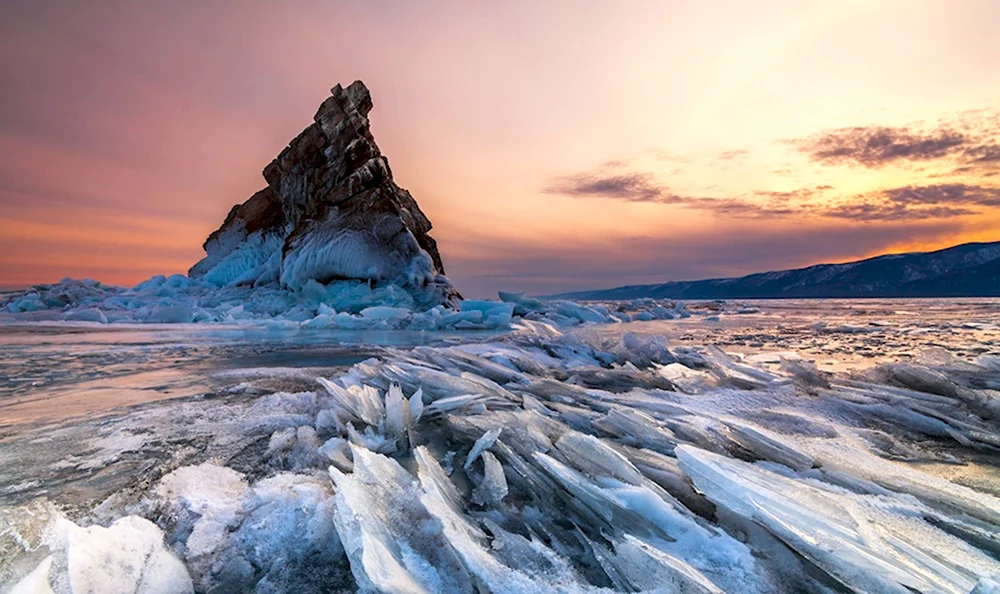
[2,298,1000,593]
[0,276,697,331]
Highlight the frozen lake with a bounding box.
[2,298,999,593]
[0,325,503,427]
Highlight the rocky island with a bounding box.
[189,80,459,309]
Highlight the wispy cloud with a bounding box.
[544,166,1000,222]
[543,169,824,217]
[794,126,965,167]
[963,143,1000,163]
[822,183,1000,221]
[716,149,749,161]
[544,171,667,202]
[791,109,1000,169]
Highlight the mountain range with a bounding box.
[546,241,1000,300]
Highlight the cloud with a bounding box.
[543,171,668,202]
[882,183,1000,206]
[542,169,818,217]
[716,149,749,161]
[964,143,1000,163]
[792,108,1000,169]
[823,183,1000,221]
[793,126,965,167]
[544,165,1000,223]
[822,202,977,221]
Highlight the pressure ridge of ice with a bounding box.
[4,318,1000,593]
[0,276,700,330]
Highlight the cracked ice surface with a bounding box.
[2,301,1000,593]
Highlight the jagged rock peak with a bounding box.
[189,81,459,309]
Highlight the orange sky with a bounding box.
[1,0,998,296]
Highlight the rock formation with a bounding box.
[189,81,459,308]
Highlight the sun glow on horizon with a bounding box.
[1,0,999,296]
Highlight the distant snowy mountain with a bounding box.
[548,240,1000,300]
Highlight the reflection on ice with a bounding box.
[2,300,1000,592]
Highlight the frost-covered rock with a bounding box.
[188,80,460,309]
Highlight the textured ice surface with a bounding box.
[6,507,193,594]
[2,299,1000,592]
[0,276,706,331]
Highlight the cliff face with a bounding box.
[189,81,458,308]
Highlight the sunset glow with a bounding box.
[2,0,998,295]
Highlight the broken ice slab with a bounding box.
[677,445,1000,593]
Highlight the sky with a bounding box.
[1,0,999,297]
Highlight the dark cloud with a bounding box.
[792,109,1000,169]
[882,183,1000,207]
[822,202,977,221]
[542,169,821,217]
[544,165,1000,223]
[964,143,1000,163]
[823,183,1000,221]
[544,171,668,202]
[793,126,965,167]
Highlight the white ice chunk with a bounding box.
[317,377,384,427]
[464,427,502,470]
[471,451,508,506]
[602,534,725,594]
[360,306,412,321]
[153,463,248,559]
[423,393,488,417]
[13,515,193,594]
[62,307,108,323]
[9,555,54,594]
[408,387,425,426]
[414,447,583,592]
[724,421,815,471]
[146,305,211,324]
[677,445,1000,593]
[330,445,473,593]
[554,431,645,485]
[384,383,407,441]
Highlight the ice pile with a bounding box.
[0,279,700,331]
[2,502,193,594]
[1,275,447,326]
[5,323,1000,593]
